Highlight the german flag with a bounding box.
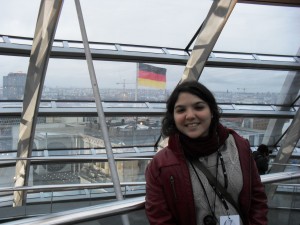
[138,63,166,89]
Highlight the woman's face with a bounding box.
[174,92,212,139]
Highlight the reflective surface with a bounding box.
[0,0,299,224]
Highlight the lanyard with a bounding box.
[189,150,229,217]
[190,152,246,225]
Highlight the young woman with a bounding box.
[145,81,268,225]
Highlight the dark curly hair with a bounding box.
[161,81,221,137]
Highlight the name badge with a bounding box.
[220,215,240,225]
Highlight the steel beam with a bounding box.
[74,1,130,224]
[266,106,300,198]
[181,0,237,82]
[13,0,63,206]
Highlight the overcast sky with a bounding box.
[0,0,299,92]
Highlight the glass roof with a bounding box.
[215,3,300,55]
[1,1,299,52]
[0,1,299,220]
[0,0,212,48]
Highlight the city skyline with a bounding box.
[0,63,292,94]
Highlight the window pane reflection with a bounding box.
[44,59,184,102]
[221,117,291,146]
[33,116,162,150]
[201,67,297,105]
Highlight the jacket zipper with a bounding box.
[170,175,177,200]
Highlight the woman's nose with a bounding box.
[185,109,195,119]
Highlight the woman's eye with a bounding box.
[195,106,204,110]
[175,108,185,113]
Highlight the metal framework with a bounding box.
[74,1,129,223]
[0,0,298,217]
[13,0,64,207]
[1,35,300,70]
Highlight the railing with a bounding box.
[1,171,300,225]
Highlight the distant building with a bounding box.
[3,72,26,100]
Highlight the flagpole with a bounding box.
[164,86,167,101]
[135,63,138,101]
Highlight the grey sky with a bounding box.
[0,1,299,92]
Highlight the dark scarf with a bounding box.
[179,123,229,159]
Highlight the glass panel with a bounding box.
[295,96,300,106]
[267,181,300,225]
[235,105,274,111]
[167,49,189,56]
[215,3,300,55]
[121,46,163,54]
[0,102,23,108]
[278,125,299,147]
[0,0,40,37]
[43,59,184,101]
[106,116,162,147]
[80,209,150,225]
[33,116,162,149]
[273,106,296,112]
[56,102,96,108]
[0,55,29,100]
[0,166,15,187]
[89,43,116,51]
[54,0,82,41]
[200,67,295,105]
[80,0,212,48]
[0,164,15,208]
[0,117,20,152]
[258,55,296,62]
[53,41,63,47]
[214,52,254,60]
[150,103,166,109]
[29,158,149,190]
[40,102,52,108]
[31,163,77,185]
[104,102,147,108]
[68,42,84,49]
[221,117,291,146]
[219,104,234,110]
[9,38,33,46]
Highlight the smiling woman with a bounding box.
[145,80,268,225]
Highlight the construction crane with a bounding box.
[116,79,135,100]
[237,88,246,92]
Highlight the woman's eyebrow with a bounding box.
[174,104,184,109]
[194,101,207,106]
[174,101,206,109]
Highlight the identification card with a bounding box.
[220,215,240,225]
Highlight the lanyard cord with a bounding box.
[190,161,218,221]
[218,150,228,189]
[189,150,230,218]
[213,151,219,214]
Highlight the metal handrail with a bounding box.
[0,170,298,194]
[1,171,300,225]
[0,182,146,193]
[261,171,300,184]
[1,196,146,225]
[0,156,153,162]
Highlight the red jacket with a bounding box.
[145,129,268,225]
